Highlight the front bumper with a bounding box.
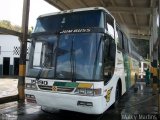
[25,89,106,114]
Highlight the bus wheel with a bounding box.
[112,82,121,108]
[41,106,60,113]
[135,74,138,82]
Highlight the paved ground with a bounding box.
[0,78,18,97]
[0,81,159,120]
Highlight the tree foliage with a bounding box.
[0,20,21,32]
[0,20,32,33]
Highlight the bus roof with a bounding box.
[38,7,114,19]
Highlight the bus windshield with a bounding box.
[56,33,103,80]
[27,33,103,81]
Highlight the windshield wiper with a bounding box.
[70,35,76,82]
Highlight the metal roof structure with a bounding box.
[0,27,22,37]
[45,0,158,40]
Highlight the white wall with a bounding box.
[0,35,20,65]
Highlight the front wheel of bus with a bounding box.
[41,106,60,113]
[112,82,121,108]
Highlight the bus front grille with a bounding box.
[38,85,52,91]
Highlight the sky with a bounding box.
[0,0,59,27]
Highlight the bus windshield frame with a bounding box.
[27,33,104,81]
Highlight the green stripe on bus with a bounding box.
[53,82,67,87]
[53,82,79,88]
[66,82,79,87]
[123,53,131,90]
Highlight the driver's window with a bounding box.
[41,43,54,68]
[33,42,42,67]
[103,36,116,84]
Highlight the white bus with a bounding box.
[25,7,142,114]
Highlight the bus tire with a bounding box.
[135,73,138,82]
[112,80,122,108]
[41,106,60,113]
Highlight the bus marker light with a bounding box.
[94,88,102,95]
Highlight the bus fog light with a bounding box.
[77,101,93,107]
[86,102,93,106]
[26,94,31,98]
[30,95,35,99]
[25,94,37,103]
[77,101,85,106]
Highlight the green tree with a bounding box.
[0,20,12,29]
[0,20,32,34]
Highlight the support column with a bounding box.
[158,0,160,115]
[18,0,30,101]
[151,8,158,93]
[150,29,153,61]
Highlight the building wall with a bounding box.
[0,35,20,76]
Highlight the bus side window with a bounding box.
[117,28,124,50]
[103,37,116,84]
[106,13,114,38]
[123,35,129,53]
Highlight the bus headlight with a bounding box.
[86,89,94,95]
[25,83,37,90]
[75,88,101,96]
[79,89,85,94]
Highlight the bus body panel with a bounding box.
[25,89,106,114]
[25,76,122,114]
[103,75,120,107]
[114,50,126,95]
[25,78,109,114]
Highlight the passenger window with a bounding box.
[106,13,114,38]
[103,36,116,84]
[117,28,123,49]
[123,35,129,53]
